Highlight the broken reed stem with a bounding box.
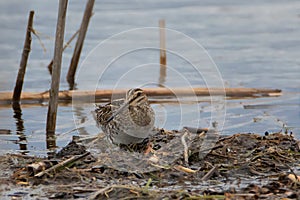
[46,0,68,149]
[12,11,34,103]
[66,0,95,89]
[159,19,166,87]
[34,152,90,178]
[181,130,189,164]
[159,19,166,66]
[47,29,80,74]
[201,165,218,181]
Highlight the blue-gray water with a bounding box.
[0,0,299,155]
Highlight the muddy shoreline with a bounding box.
[1,131,300,199]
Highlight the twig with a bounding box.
[34,152,90,178]
[174,165,198,173]
[89,185,113,199]
[248,166,266,176]
[12,11,34,103]
[149,163,171,169]
[89,184,142,200]
[201,165,218,181]
[31,29,47,53]
[144,178,152,190]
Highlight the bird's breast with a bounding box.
[128,105,154,127]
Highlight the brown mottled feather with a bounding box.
[95,88,155,145]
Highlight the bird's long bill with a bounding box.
[106,101,130,123]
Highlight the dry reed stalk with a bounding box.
[159,19,167,86]
[66,0,95,89]
[12,11,34,103]
[46,0,68,148]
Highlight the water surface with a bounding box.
[0,0,299,155]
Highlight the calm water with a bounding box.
[0,0,299,155]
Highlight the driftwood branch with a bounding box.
[0,87,282,104]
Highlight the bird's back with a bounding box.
[95,97,155,145]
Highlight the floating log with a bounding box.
[0,88,282,104]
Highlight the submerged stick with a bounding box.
[46,0,68,148]
[67,0,95,89]
[158,19,167,87]
[0,87,282,104]
[12,11,34,103]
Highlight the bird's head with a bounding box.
[106,88,148,123]
[126,88,148,106]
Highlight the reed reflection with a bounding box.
[12,102,27,151]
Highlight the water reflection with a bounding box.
[73,105,89,136]
[158,64,166,87]
[12,102,27,151]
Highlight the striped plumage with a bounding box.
[95,88,155,145]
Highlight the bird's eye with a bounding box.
[136,92,142,97]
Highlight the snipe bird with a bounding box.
[95,88,155,145]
